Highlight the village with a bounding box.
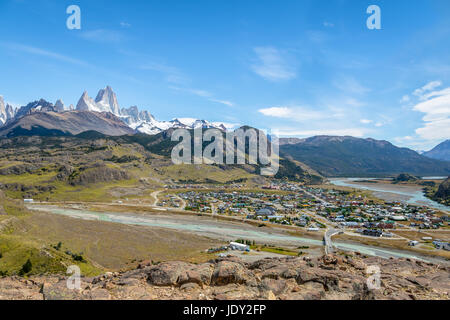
[155,181,450,251]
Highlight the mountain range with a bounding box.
[422,140,450,162]
[0,86,449,178]
[279,136,450,177]
[0,86,227,136]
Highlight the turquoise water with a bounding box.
[330,178,449,213]
[29,205,440,263]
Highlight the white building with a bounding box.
[229,242,250,252]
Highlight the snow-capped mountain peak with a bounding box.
[0,87,230,135]
[95,85,120,115]
[55,99,65,112]
[76,91,98,112]
[0,96,6,125]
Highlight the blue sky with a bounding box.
[0,0,449,150]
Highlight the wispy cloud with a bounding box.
[258,106,343,122]
[170,86,234,107]
[272,128,366,138]
[1,42,89,67]
[400,95,410,103]
[251,47,296,82]
[120,22,131,28]
[170,86,211,97]
[209,98,234,107]
[323,21,334,28]
[80,29,124,43]
[141,62,187,84]
[333,76,370,95]
[413,80,442,99]
[345,98,365,107]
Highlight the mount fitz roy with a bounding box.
[0,86,227,136]
[75,86,227,134]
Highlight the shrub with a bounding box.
[19,259,32,275]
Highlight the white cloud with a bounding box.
[345,98,365,107]
[251,47,296,81]
[209,98,234,107]
[393,135,443,151]
[80,29,124,43]
[272,128,366,138]
[2,42,89,67]
[394,136,414,143]
[360,119,373,124]
[412,84,450,140]
[413,80,442,99]
[120,22,131,28]
[400,95,410,103]
[258,106,336,122]
[170,86,211,98]
[323,21,334,28]
[421,87,450,101]
[415,119,450,140]
[259,104,371,138]
[170,86,234,107]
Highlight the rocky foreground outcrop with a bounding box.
[1,254,449,300]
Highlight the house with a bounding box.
[23,199,34,203]
[363,229,382,237]
[390,216,407,221]
[229,242,250,252]
[409,240,419,246]
[256,208,276,217]
[296,219,307,227]
[433,241,450,250]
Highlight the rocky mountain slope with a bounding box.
[280,136,450,177]
[1,253,448,300]
[432,177,450,205]
[0,131,323,201]
[0,110,135,137]
[423,140,450,162]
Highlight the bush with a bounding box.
[19,259,32,275]
[73,254,85,262]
